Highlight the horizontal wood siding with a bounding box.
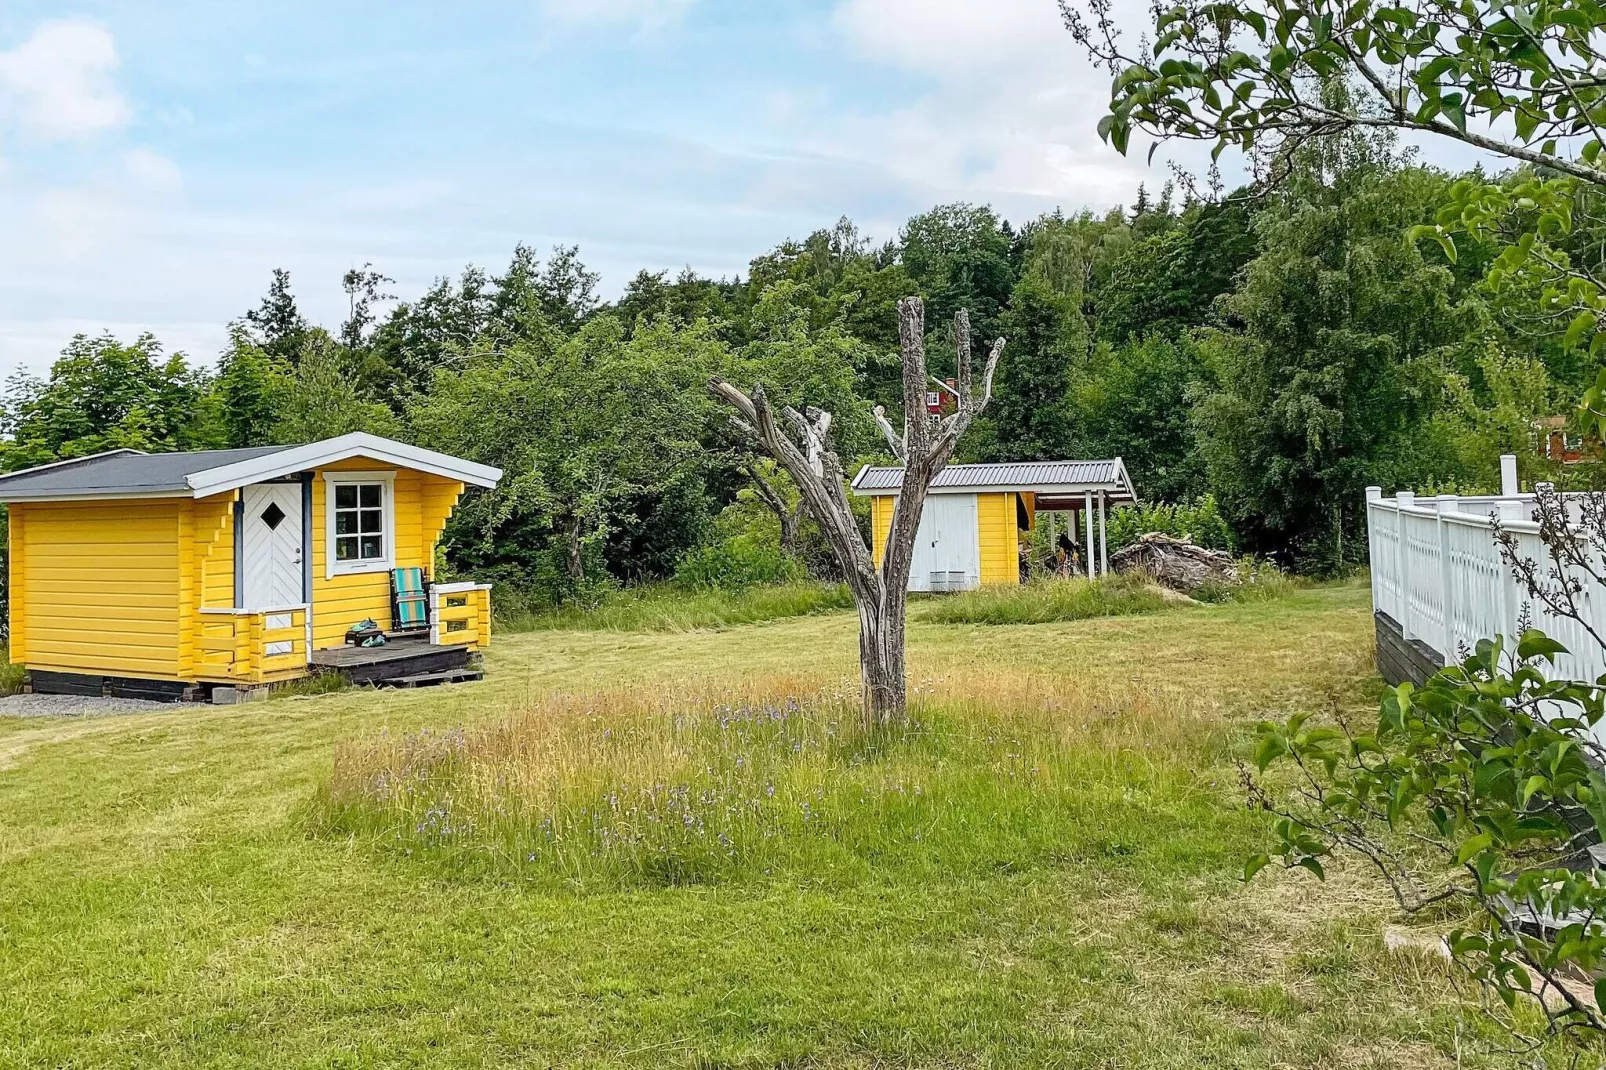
[871,495,892,567]
[15,500,183,679]
[977,492,1018,586]
[309,460,465,650]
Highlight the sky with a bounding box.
[0,0,1205,378]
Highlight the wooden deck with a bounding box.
[310,634,472,685]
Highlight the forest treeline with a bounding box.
[1,128,1589,599]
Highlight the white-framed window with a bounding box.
[323,471,395,578]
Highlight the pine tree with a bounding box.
[245,269,311,366]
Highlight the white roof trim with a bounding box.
[186,433,502,497]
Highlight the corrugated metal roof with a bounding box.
[852,459,1133,496]
[0,445,292,498]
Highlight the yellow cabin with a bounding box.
[0,433,502,700]
[852,460,1137,592]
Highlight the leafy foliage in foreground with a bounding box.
[1247,630,1606,1048]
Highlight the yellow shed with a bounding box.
[0,433,502,700]
[852,459,1137,592]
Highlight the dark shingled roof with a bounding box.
[0,446,291,498]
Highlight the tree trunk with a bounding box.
[855,579,907,726]
[779,507,800,559]
[565,513,585,583]
[745,463,801,560]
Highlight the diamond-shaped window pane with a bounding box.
[260,502,286,531]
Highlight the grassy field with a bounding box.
[501,582,855,633]
[0,581,1519,1067]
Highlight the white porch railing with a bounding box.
[1366,474,1606,685]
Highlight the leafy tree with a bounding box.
[214,326,293,448]
[340,263,396,353]
[1078,334,1212,501]
[0,334,220,469]
[1190,132,1469,570]
[244,268,311,366]
[273,331,398,444]
[900,204,1019,358]
[1068,0,1606,386]
[490,243,600,341]
[1098,195,1259,343]
[982,271,1080,460]
[409,315,721,596]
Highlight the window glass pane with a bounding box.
[335,485,358,509]
[359,509,382,533]
[335,511,357,535]
[336,536,359,561]
[359,484,381,508]
[360,535,383,559]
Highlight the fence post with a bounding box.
[1365,487,1383,616]
[1500,454,1519,498]
[1397,491,1416,641]
[1438,495,1459,665]
[1496,498,1523,644]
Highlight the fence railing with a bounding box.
[1366,486,1606,685]
[196,604,312,684]
[430,582,491,648]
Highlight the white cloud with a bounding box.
[832,0,1069,73]
[0,20,130,139]
[806,0,1198,211]
[537,0,698,28]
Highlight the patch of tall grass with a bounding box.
[0,649,25,697]
[498,582,854,633]
[316,672,1245,890]
[915,572,1171,626]
[1194,559,1302,604]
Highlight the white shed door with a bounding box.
[908,494,979,592]
[241,483,304,655]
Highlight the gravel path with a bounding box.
[0,693,178,719]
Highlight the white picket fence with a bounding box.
[1365,483,1606,685]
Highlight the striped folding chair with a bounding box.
[391,567,430,634]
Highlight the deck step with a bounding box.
[383,668,485,689]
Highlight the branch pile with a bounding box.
[1109,533,1236,594]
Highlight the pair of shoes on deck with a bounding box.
[346,619,388,648]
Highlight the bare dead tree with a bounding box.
[708,297,1004,727]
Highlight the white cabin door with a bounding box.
[907,494,979,592]
[241,482,305,656]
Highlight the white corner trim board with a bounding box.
[323,470,397,580]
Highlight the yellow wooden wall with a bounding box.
[976,492,1019,585]
[308,460,464,650]
[10,499,185,679]
[867,491,1023,586]
[870,495,893,566]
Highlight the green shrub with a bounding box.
[916,573,1170,626]
[1106,495,1232,554]
[674,536,803,591]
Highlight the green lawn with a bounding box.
[0,582,1501,1067]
